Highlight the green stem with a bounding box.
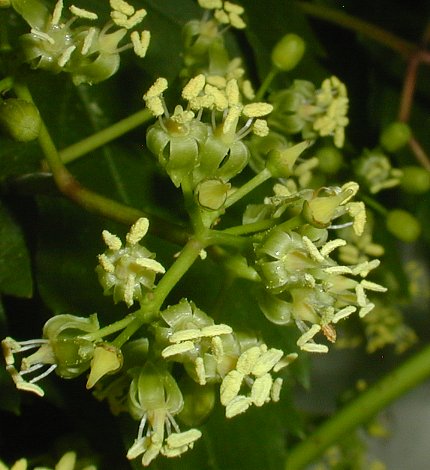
[13,81,189,243]
[224,168,272,209]
[361,194,388,216]
[276,214,305,232]
[297,2,417,58]
[221,218,277,236]
[82,314,136,342]
[59,108,153,164]
[112,237,205,347]
[207,230,250,250]
[285,343,430,470]
[255,67,279,101]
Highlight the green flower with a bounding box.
[126,362,201,466]
[2,314,99,396]
[155,299,239,385]
[11,0,150,84]
[96,218,165,307]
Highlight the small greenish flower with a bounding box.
[313,76,349,148]
[144,75,272,188]
[355,150,403,194]
[302,182,366,235]
[269,76,349,148]
[126,362,201,466]
[155,299,239,385]
[11,0,150,84]
[220,343,296,418]
[2,314,99,396]
[96,218,165,307]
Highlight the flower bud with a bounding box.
[386,209,421,242]
[400,166,430,194]
[196,178,231,210]
[86,343,123,389]
[266,141,310,178]
[0,98,41,142]
[316,146,344,174]
[379,121,411,153]
[271,33,306,71]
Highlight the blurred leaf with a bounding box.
[0,200,33,298]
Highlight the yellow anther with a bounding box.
[182,74,206,100]
[102,230,122,250]
[242,102,273,118]
[69,5,98,20]
[127,217,149,245]
[131,30,151,58]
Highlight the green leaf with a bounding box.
[0,200,33,298]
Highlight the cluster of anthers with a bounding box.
[144,74,273,139]
[220,345,297,418]
[313,76,349,148]
[197,0,246,30]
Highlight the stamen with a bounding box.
[138,415,147,439]
[30,29,55,44]
[81,27,97,55]
[69,5,98,20]
[52,0,64,25]
[58,45,77,67]
[29,363,57,383]
[102,230,122,250]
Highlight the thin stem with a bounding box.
[112,237,205,348]
[12,81,189,243]
[255,67,279,101]
[408,135,430,171]
[224,168,272,209]
[297,2,417,58]
[361,194,388,216]
[59,108,153,164]
[81,314,136,342]
[206,230,250,250]
[276,214,305,233]
[221,218,277,236]
[398,54,420,122]
[284,343,430,470]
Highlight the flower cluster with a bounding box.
[11,0,150,84]
[256,227,386,352]
[144,75,272,195]
[269,76,349,148]
[96,217,165,307]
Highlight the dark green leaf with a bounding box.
[0,200,33,298]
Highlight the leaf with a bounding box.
[0,200,33,298]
